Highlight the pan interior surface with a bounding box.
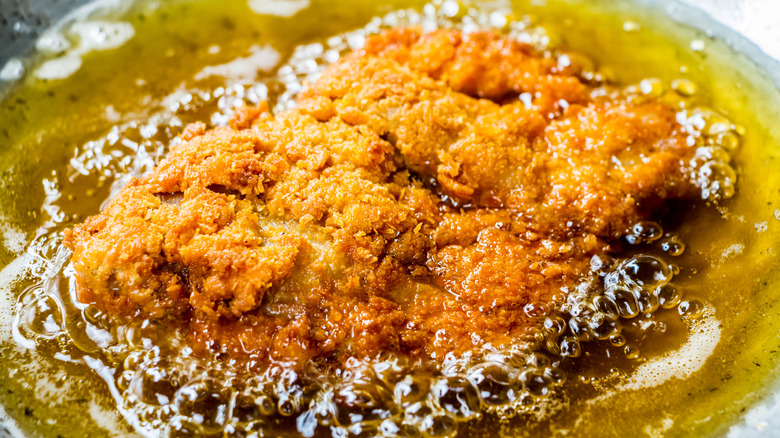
[1,0,779,437]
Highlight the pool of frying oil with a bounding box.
[1,0,780,437]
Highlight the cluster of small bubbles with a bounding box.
[159,80,272,129]
[104,330,240,437]
[675,107,741,202]
[209,82,269,126]
[64,75,277,205]
[14,199,706,435]
[620,75,741,204]
[67,116,181,194]
[294,346,566,437]
[625,221,663,245]
[14,224,696,437]
[552,253,681,360]
[85,328,572,437]
[272,42,329,112]
[694,160,737,201]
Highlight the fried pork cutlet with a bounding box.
[64,28,698,367]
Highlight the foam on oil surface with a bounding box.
[0,213,27,324]
[194,45,282,82]
[618,304,721,391]
[0,403,25,438]
[34,21,135,81]
[0,59,25,82]
[0,254,38,339]
[248,0,311,17]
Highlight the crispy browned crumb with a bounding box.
[64,28,697,367]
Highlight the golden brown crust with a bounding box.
[64,28,697,367]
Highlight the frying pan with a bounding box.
[1,0,779,436]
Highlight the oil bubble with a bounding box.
[636,293,660,314]
[608,334,626,347]
[527,352,552,369]
[696,145,731,163]
[432,376,481,420]
[543,366,567,385]
[278,392,304,417]
[19,292,65,339]
[592,295,620,319]
[420,413,458,438]
[395,375,431,407]
[607,289,640,319]
[467,362,521,406]
[620,255,673,290]
[545,337,561,355]
[116,370,134,392]
[587,313,620,340]
[167,419,213,438]
[639,78,664,97]
[568,316,592,339]
[696,160,737,201]
[520,369,553,398]
[336,381,391,425]
[678,299,705,320]
[173,378,233,430]
[559,336,581,358]
[655,284,682,309]
[373,355,408,384]
[379,418,402,435]
[404,401,434,423]
[625,221,663,245]
[624,345,640,359]
[232,393,267,425]
[660,235,686,256]
[130,363,181,406]
[543,315,566,335]
[717,131,739,151]
[671,78,697,96]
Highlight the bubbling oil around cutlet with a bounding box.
[8,2,742,437]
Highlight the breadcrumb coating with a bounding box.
[64,28,697,366]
